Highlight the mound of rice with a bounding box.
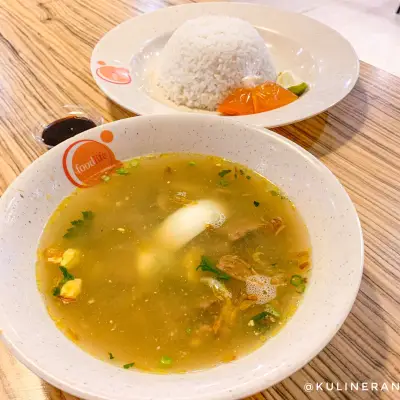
[156,16,276,111]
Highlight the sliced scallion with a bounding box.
[218,169,231,178]
[290,275,303,287]
[116,168,129,175]
[160,355,172,366]
[296,283,306,293]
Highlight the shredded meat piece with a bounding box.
[212,300,237,336]
[59,296,76,304]
[270,217,286,235]
[299,261,310,270]
[172,192,195,206]
[212,318,221,334]
[225,217,286,241]
[239,299,256,311]
[271,274,287,286]
[225,220,264,241]
[217,255,256,281]
[44,248,63,262]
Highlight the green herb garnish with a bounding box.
[109,352,115,360]
[186,328,192,335]
[60,266,74,280]
[219,179,229,187]
[253,201,260,207]
[196,256,230,281]
[160,356,172,366]
[82,211,94,220]
[123,362,135,369]
[251,311,269,323]
[271,263,277,267]
[101,175,110,182]
[130,159,139,167]
[188,161,196,166]
[52,266,75,297]
[64,227,78,238]
[218,169,231,177]
[246,175,251,180]
[239,169,245,175]
[264,304,280,318]
[251,306,280,324]
[64,211,94,238]
[270,190,279,196]
[116,168,129,175]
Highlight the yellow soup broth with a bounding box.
[36,153,311,373]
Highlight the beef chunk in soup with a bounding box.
[217,255,256,281]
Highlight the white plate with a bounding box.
[0,115,363,400]
[91,2,359,127]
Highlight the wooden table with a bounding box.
[0,1,400,399]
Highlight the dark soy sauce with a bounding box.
[41,116,96,147]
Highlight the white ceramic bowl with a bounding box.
[0,115,363,400]
[91,2,359,127]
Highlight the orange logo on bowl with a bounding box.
[63,131,121,188]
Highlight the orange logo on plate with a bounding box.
[96,61,131,85]
[63,131,121,188]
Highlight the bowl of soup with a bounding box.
[0,114,363,400]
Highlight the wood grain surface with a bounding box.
[0,0,399,399]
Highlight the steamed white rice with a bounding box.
[156,16,276,111]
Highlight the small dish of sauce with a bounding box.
[34,105,103,149]
[41,116,97,147]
